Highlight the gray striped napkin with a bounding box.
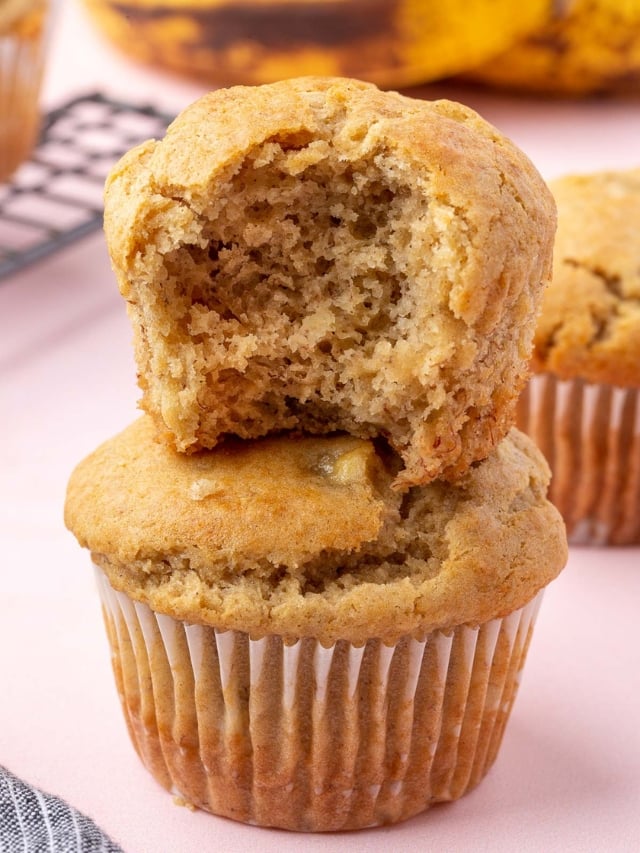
[0,766,124,852]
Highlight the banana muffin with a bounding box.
[103,76,556,489]
[0,0,51,181]
[516,168,640,544]
[65,417,567,830]
[465,0,640,97]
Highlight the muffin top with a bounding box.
[65,417,567,645]
[532,168,640,387]
[104,76,556,489]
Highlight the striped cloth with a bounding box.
[0,767,123,852]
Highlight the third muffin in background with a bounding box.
[0,0,52,181]
[516,168,640,545]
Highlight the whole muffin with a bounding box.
[65,417,567,831]
[516,168,640,545]
[104,76,556,489]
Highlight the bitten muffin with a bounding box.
[103,76,557,490]
[516,168,640,545]
[65,417,567,831]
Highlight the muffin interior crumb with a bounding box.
[159,136,461,439]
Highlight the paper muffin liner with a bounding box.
[516,373,640,545]
[0,1,51,181]
[95,568,544,831]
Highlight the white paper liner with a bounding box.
[516,374,640,545]
[95,568,543,831]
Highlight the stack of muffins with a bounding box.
[65,77,567,831]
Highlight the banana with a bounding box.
[466,0,640,96]
[81,0,550,89]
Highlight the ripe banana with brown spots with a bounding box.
[466,0,640,96]
[81,0,550,88]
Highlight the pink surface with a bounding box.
[1,4,639,851]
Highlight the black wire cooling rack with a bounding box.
[0,92,174,280]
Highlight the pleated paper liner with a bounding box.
[516,374,640,545]
[0,2,51,181]
[96,568,543,831]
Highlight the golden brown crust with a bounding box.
[532,168,640,387]
[65,417,567,645]
[64,417,393,569]
[104,76,556,489]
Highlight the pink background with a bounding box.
[1,4,639,851]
